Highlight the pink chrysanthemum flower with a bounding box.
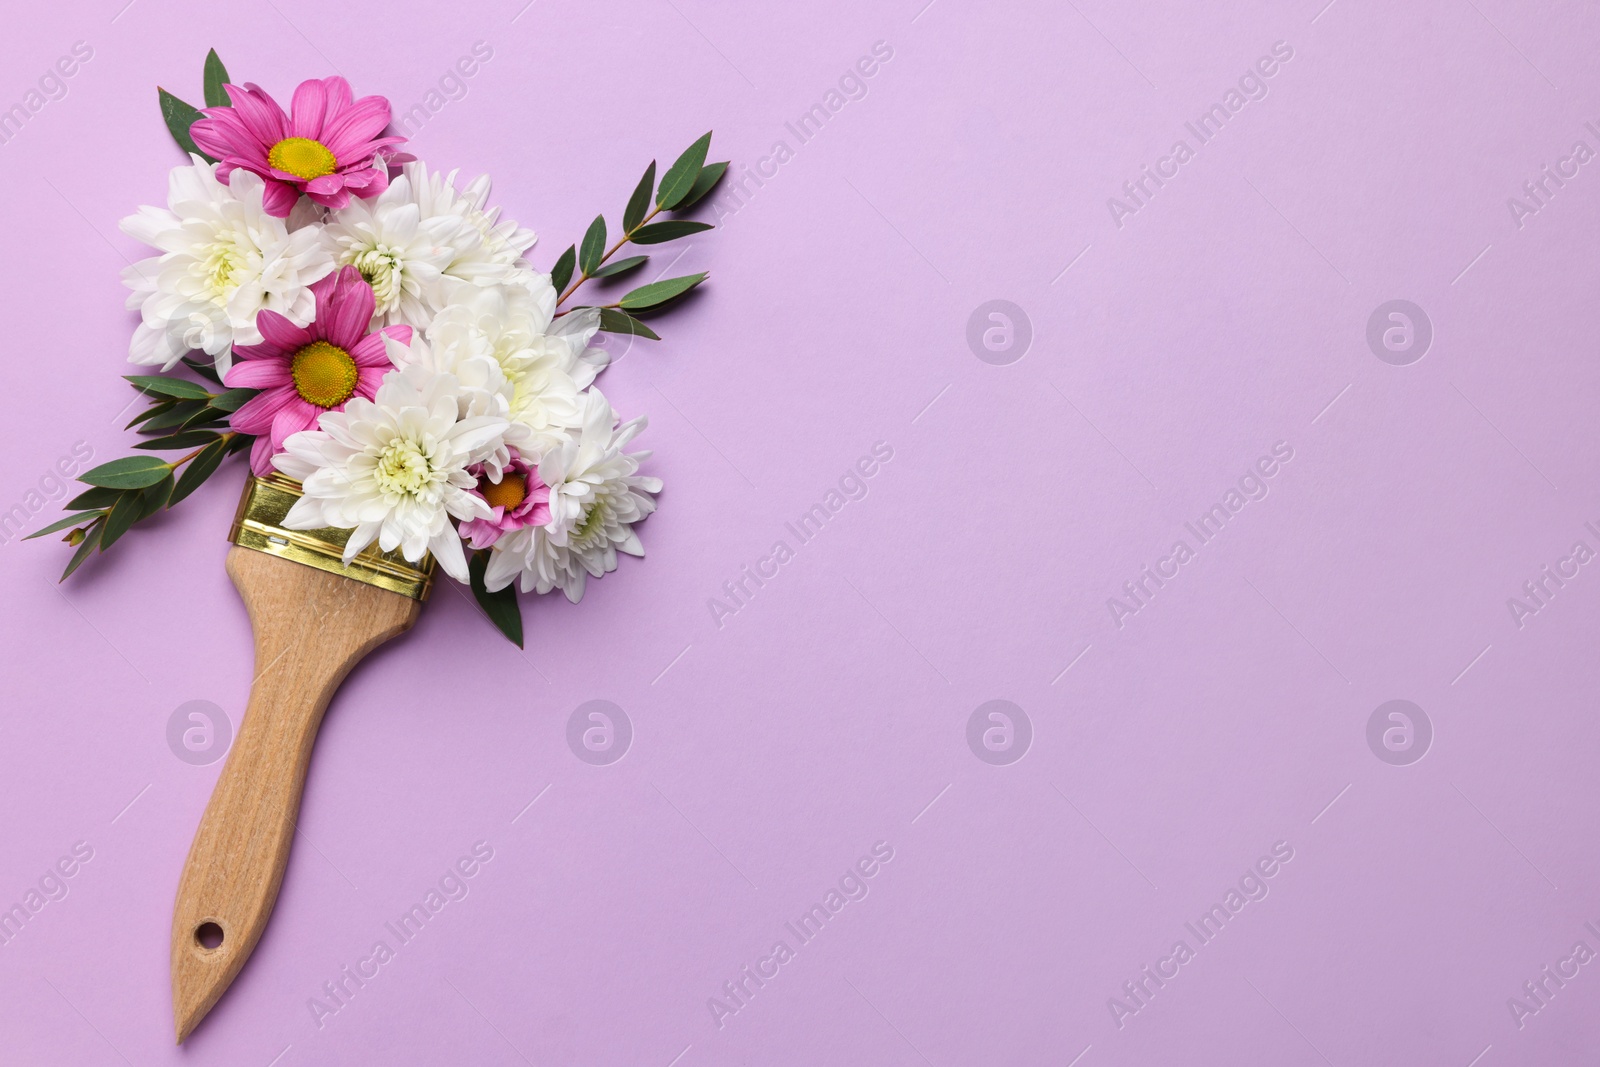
[459,449,551,550]
[190,76,405,218]
[225,266,410,476]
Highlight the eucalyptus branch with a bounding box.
[556,202,666,307]
[38,367,256,579]
[545,132,725,341]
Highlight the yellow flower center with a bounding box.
[203,244,245,299]
[573,501,606,544]
[351,248,402,311]
[290,341,358,408]
[267,137,337,180]
[479,473,527,511]
[374,440,434,496]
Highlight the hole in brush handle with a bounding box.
[195,922,224,951]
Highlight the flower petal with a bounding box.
[428,529,470,581]
[289,77,331,139]
[303,173,344,195]
[350,324,410,365]
[270,400,317,449]
[354,365,387,397]
[229,386,298,435]
[188,118,238,160]
[320,76,355,112]
[223,359,290,388]
[483,544,522,591]
[248,433,278,477]
[306,187,352,212]
[226,82,290,145]
[258,178,300,218]
[320,267,377,348]
[255,308,313,352]
[352,166,391,199]
[320,96,393,157]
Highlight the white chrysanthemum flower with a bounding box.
[404,161,538,289]
[120,155,334,374]
[383,330,533,482]
[272,363,508,582]
[484,389,660,601]
[426,280,608,454]
[320,172,473,330]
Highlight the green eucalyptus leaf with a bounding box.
[209,387,257,413]
[591,255,648,279]
[550,245,576,293]
[79,456,172,490]
[624,160,656,231]
[125,374,212,400]
[181,355,223,384]
[598,307,661,340]
[132,431,221,451]
[23,512,103,540]
[97,492,143,551]
[579,215,607,275]
[203,49,230,108]
[469,552,524,648]
[138,475,175,519]
[65,486,122,510]
[61,522,102,580]
[158,88,214,163]
[139,399,207,433]
[656,131,712,210]
[619,272,708,310]
[126,402,174,430]
[177,406,229,432]
[631,220,714,245]
[675,160,728,211]
[169,437,229,506]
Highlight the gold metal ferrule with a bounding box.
[228,474,435,601]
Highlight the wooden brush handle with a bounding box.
[170,546,421,1043]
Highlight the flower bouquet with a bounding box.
[34,48,722,644]
[31,49,723,1042]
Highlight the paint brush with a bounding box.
[170,474,434,1043]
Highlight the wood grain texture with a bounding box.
[171,546,421,1044]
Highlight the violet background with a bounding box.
[3,0,1600,1064]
